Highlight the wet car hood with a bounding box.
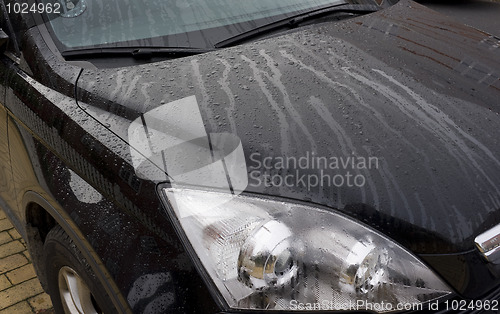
[75,0,500,254]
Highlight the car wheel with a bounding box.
[44,225,115,314]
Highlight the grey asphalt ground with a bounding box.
[418,0,500,37]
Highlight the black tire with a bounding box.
[43,225,116,314]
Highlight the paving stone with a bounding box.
[0,241,25,259]
[35,310,56,314]
[23,250,32,261]
[0,232,11,246]
[0,219,12,233]
[28,293,53,312]
[0,278,44,310]
[0,301,32,314]
[6,264,37,285]
[1,206,56,314]
[0,275,11,291]
[7,229,21,241]
[0,254,29,273]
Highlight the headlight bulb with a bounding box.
[238,220,299,289]
[342,240,391,295]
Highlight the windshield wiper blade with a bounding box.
[215,3,380,48]
[61,46,215,59]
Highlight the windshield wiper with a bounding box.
[61,46,215,59]
[61,4,379,58]
[215,3,380,48]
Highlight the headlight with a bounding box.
[161,187,451,312]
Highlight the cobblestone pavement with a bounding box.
[0,209,54,314]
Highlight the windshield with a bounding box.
[44,0,377,50]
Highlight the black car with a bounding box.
[1,0,500,313]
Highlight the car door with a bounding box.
[0,53,12,218]
[0,0,84,227]
[0,5,21,227]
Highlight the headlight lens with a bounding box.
[162,187,451,312]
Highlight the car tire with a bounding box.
[43,225,115,314]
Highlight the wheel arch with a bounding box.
[22,190,132,314]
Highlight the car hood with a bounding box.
[75,0,500,255]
